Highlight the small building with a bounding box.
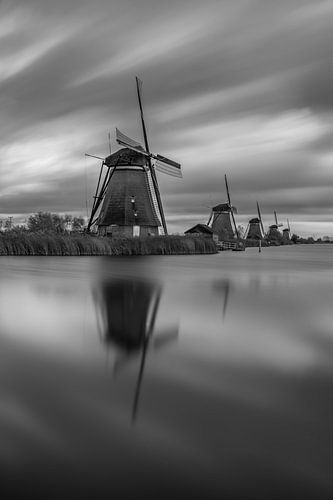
[185,224,218,242]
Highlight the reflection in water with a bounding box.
[213,280,231,320]
[0,249,333,499]
[95,278,178,421]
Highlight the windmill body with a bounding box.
[208,175,239,242]
[97,148,161,237]
[209,203,236,241]
[267,211,283,244]
[246,202,265,241]
[267,224,282,244]
[282,228,291,242]
[246,217,265,240]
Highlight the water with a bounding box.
[0,246,332,499]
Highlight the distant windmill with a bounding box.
[245,201,265,240]
[85,77,182,236]
[282,218,291,242]
[207,174,239,241]
[267,211,283,244]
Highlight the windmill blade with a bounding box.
[132,334,150,423]
[154,154,182,178]
[152,327,179,350]
[108,132,112,156]
[256,201,262,221]
[115,128,149,156]
[274,211,278,226]
[85,153,105,161]
[222,281,230,320]
[136,76,150,155]
[207,211,213,227]
[257,201,265,235]
[230,210,239,239]
[135,76,168,235]
[287,218,291,232]
[225,174,231,206]
[225,174,239,238]
[113,352,135,377]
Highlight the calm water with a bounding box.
[0,246,332,499]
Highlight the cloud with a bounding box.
[1,0,333,235]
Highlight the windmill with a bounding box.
[207,174,239,241]
[267,210,283,244]
[245,201,265,240]
[94,278,178,422]
[86,77,182,237]
[282,218,291,242]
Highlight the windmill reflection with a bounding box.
[95,278,178,421]
[213,280,231,320]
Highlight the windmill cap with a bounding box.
[104,148,147,167]
[212,203,232,211]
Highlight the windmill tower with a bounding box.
[267,211,283,244]
[207,174,239,241]
[86,78,182,237]
[245,201,265,240]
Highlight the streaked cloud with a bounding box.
[1,0,333,236]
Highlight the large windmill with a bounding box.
[86,77,182,237]
[207,174,239,241]
[245,201,265,240]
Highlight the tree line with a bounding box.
[1,212,85,234]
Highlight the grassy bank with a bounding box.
[0,233,217,256]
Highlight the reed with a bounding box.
[0,232,217,256]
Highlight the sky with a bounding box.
[1,0,333,237]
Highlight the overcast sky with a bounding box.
[1,0,333,236]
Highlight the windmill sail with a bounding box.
[116,129,182,178]
[116,128,148,156]
[225,174,239,239]
[155,155,182,178]
[257,201,265,235]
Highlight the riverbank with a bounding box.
[0,233,217,256]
